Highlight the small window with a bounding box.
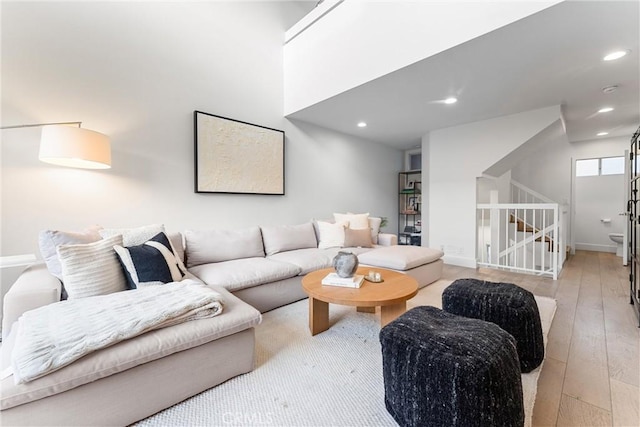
[601,156,624,175]
[576,159,599,177]
[576,156,625,177]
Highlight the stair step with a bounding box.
[510,213,558,251]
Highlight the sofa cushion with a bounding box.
[38,225,103,280]
[268,248,334,275]
[261,223,317,256]
[114,232,186,289]
[324,246,375,258]
[184,227,265,268]
[188,258,300,292]
[0,285,261,411]
[357,246,444,271]
[57,235,127,299]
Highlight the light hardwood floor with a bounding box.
[441,251,640,427]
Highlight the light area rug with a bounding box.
[136,279,557,427]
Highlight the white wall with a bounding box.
[284,0,561,114]
[1,2,402,299]
[511,134,628,253]
[510,129,572,206]
[571,139,628,254]
[575,174,624,252]
[426,106,562,267]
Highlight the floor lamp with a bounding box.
[1,121,111,169]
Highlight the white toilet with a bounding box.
[608,233,623,257]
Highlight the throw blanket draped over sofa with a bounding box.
[10,279,223,384]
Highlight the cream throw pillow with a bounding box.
[368,216,383,244]
[344,213,382,244]
[57,235,127,299]
[317,221,348,249]
[334,213,370,229]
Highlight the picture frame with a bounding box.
[194,111,285,195]
[408,196,418,211]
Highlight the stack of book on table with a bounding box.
[321,273,365,288]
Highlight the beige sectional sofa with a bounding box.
[1,220,444,426]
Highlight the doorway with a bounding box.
[570,155,626,262]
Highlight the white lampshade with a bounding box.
[39,125,111,169]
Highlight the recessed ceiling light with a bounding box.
[598,107,614,113]
[597,132,609,136]
[602,85,619,94]
[603,50,630,61]
[357,122,367,128]
[443,97,457,105]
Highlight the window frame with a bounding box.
[575,156,624,177]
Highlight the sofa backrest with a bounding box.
[183,226,265,268]
[260,223,318,256]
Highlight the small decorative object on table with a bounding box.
[332,251,358,278]
[365,270,383,283]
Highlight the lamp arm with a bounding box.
[1,122,81,130]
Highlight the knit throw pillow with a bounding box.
[57,235,127,299]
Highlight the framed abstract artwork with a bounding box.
[194,111,285,195]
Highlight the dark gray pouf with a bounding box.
[442,278,544,373]
[379,306,524,427]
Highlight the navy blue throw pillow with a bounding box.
[114,232,186,289]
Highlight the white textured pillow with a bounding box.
[57,235,127,299]
[99,224,165,246]
[317,221,348,249]
[334,213,370,229]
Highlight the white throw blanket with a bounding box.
[11,279,224,384]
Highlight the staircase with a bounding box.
[477,180,567,279]
[509,214,556,251]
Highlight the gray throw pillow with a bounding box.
[38,225,103,280]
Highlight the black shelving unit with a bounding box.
[398,170,422,246]
[628,125,640,326]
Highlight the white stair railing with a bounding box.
[477,181,566,280]
[511,180,555,204]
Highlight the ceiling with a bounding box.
[286,1,640,150]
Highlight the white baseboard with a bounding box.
[443,255,477,269]
[574,243,616,253]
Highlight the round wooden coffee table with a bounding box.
[301,267,418,336]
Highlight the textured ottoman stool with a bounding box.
[379,306,524,427]
[442,278,544,373]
